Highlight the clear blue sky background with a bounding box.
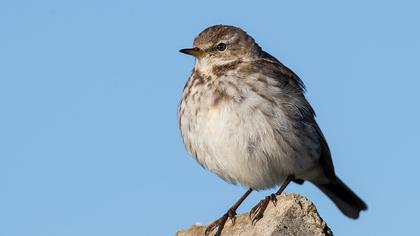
[1,1,419,235]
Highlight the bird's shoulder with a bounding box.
[246,50,306,93]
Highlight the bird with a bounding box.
[178,25,367,236]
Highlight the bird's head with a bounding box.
[180,25,261,72]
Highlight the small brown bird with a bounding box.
[178,25,367,236]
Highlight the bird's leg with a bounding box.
[275,175,294,196]
[249,175,293,225]
[205,189,253,236]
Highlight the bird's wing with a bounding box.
[256,52,336,179]
[258,51,306,93]
[312,122,336,179]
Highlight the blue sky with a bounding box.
[1,1,419,235]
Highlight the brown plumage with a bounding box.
[179,25,367,236]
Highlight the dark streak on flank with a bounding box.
[212,89,230,107]
[248,84,276,104]
[226,80,242,95]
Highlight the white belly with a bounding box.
[182,99,320,190]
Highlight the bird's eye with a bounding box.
[216,43,226,51]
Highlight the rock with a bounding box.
[175,193,333,236]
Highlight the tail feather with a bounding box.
[315,177,367,219]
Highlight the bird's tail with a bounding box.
[315,177,367,219]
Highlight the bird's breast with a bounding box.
[178,71,320,189]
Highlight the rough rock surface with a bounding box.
[175,194,333,236]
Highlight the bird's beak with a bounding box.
[179,47,206,57]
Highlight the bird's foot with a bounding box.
[249,194,277,225]
[205,208,237,236]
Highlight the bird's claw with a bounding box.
[205,215,227,236]
[227,209,237,225]
[205,209,236,236]
[249,194,277,225]
[270,193,277,206]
